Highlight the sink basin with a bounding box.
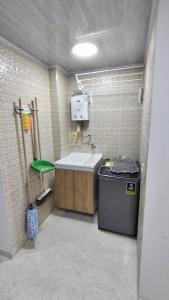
[54,152,102,172]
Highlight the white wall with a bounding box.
[0,174,11,255]
[137,0,158,279]
[138,1,169,299]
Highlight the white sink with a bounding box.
[54,152,102,172]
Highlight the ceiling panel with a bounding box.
[0,0,152,73]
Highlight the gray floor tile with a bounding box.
[0,209,137,300]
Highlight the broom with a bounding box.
[31,98,52,202]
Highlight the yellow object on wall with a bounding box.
[21,114,32,130]
[21,106,32,130]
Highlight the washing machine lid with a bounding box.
[110,158,139,174]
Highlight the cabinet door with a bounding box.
[56,169,74,210]
[74,171,94,214]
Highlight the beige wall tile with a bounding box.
[0,41,55,255]
[69,69,143,160]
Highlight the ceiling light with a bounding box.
[72,43,98,58]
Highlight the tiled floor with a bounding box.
[0,209,137,300]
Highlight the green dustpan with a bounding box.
[31,160,55,173]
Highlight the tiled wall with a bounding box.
[49,69,61,160]
[0,41,145,256]
[137,1,158,275]
[69,68,143,160]
[49,68,71,159]
[0,40,55,255]
[56,70,71,157]
[0,173,11,255]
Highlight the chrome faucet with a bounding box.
[90,143,96,151]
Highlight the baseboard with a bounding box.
[0,249,12,259]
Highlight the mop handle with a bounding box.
[29,103,35,160]
[18,98,32,204]
[34,97,44,191]
[34,97,42,160]
[31,100,38,160]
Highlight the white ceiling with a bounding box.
[0,0,152,73]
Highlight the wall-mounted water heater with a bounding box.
[71,94,89,121]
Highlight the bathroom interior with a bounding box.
[0,1,169,300]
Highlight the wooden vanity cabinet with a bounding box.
[74,171,94,214]
[55,169,74,210]
[55,169,96,214]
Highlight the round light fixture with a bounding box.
[72,42,98,57]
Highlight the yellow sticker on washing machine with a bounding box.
[126,183,136,195]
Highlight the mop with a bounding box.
[17,98,38,240]
[31,98,52,202]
